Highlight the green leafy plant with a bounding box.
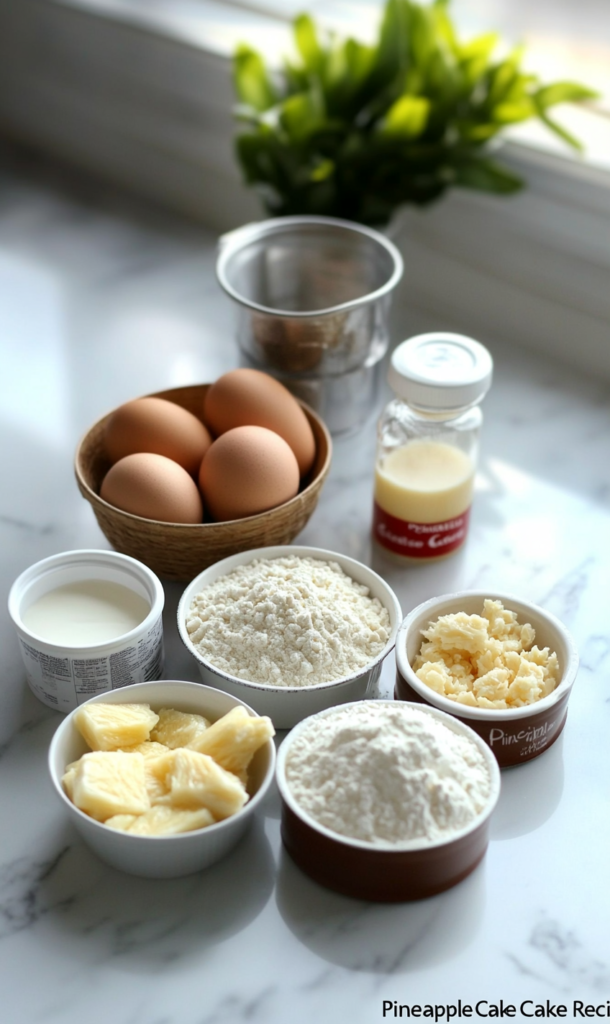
[233,0,598,226]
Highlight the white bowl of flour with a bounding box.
[177,546,402,728]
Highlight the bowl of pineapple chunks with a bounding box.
[48,680,276,878]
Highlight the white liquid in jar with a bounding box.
[22,579,150,646]
[375,440,474,522]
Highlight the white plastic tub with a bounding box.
[8,549,165,712]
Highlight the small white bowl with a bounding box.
[177,545,402,729]
[395,591,579,768]
[48,680,276,878]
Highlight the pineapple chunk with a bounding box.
[188,706,274,778]
[166,748,248,820]
[74,703,159,751]
[121,740,169,759]
[230,766,248,788]
[61,770,76,798]
[142,750,175,805]
[105,814,138,831]
[61,762,79,800]
[64,701,266,834]
[71,751,150,821]
[115,741,171,803]
[151,708,210,748]
[126,805,214,836]
[62,770,77,798]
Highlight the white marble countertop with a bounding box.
[1,156,610,1024]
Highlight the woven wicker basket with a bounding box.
[75,384,332,582]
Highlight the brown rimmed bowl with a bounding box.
[74,384,332,582]
[276,700,501,902]
[395,591,579,769]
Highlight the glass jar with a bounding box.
[372,333,493,562]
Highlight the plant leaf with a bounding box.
[534,81,600,108]
[236,130,281,187]
[432,0,458,51]
[310,158,335,182]
[425,49,459,99]
[493,98,536,123]
[457,121,500,142]
[458,32,498,63]
[373,0,411,89]
[234,45,276,112]
[284,59,310,94]
[321,38,377,119]
[324,39,349,92]
[294,14,323,75]
[381,94,431,138]
[279,91,325,141]
[410,5,436,73]
[454,157,523,194]
[487,45,525,107]
[232,0,596,222]
[458,34,499,88]
[534,109,584,150]
[344,38,377,89]
[504,71,538,98]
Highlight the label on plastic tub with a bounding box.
[373,503,471,559]
[19,616,164,713]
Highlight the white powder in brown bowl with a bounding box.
[285,702,491,846]
[186,557,391,688]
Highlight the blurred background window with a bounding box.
[228,0,610,165]
[0,0,608,230]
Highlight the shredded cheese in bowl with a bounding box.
[413,599,560,710]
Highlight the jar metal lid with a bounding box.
[388,333,493,410]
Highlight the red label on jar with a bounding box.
[372,503,471,558]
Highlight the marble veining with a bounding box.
[527,917,610,990]
[506,915,610,993]
[1,151,610,1023]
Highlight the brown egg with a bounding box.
[101,453,203,523]
[199,426,300,521]
[103,397,212,475]
[203,369,316,476]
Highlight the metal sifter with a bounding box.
[216,216,403,434]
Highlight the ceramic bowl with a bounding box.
[276,700,501,902]
[177,545,402,729]
[74,383,332,582]
[395,591,579,768]
[48,680,276,878]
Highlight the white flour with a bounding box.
[285,702,491,845]
[186,556,391,687]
